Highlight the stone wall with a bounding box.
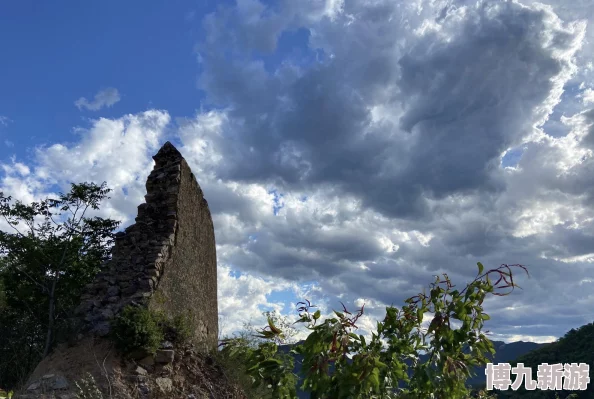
[74,141,218,351]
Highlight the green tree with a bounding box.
[221,263,529,399]
[0,182,119,389]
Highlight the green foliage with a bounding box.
[0,182,119,390]
[220,337,299,398]
[110,305,194,355]
[217,310,300,398]
[110,306,164,355]
[221,263,529,399]
[0,306,46,389]
[162,313,194,345]
[0,278,6,310]
[74,373,104,399]
[215,345,277,399]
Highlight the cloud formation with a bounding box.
[184,0,593,341]
[75,87,121,111]
[2,0,594,343]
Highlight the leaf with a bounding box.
[369,367,381,391]
[313,310,321,320]
[427,315,439,334]
[268,316,283,334]
[477,262,484,275]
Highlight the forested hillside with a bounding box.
[491,322,594,399]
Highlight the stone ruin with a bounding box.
[74,141,218,349]
[17,142,221,398]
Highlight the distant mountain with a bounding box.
[277,338,547,398]
[466,340,547,386]
[493,322,594,399]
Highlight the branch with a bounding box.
[16,265,48,294]
[2,210,60,269]
[2,213,29,240]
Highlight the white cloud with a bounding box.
[0,110,170,225]
[0,116,11,126]
[74,87,121,111]
[582,88,594,105]
[217,265,301,337]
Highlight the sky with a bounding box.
[1,0,594,345]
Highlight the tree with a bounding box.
[0,182,119,389]
[220,263,529,399]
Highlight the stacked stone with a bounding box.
[74,142,184,336]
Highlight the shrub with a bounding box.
[218,310,301,398]
[110,305,164,355]
[215,344,279,399]
[220,262,530,399]
[163,313,193,344]
[110,305,194,355]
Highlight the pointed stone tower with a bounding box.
[75,141,218,350]
[17,143,234,398]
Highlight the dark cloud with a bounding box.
[184,0,594,341]
[194,0,581,220]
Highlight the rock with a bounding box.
[131,290,151,298]
[154,363,173,375]
[26,382,40,391]
[107,285,120,296]
[74,300,93,315]
[52,376,69,390]
[122,285,137,295]
[127,374,147,383]
[155,377,173,393]
[93,321,111,336]
[155,349,175,363]
[135,366,148,376]
[138,383,150,398]
[100,308,114,319]
[138,355,155,366]
[128,348,151,360]
[146,268,159,278]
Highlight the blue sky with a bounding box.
[2,0,594,344]
[1,1,207,151]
